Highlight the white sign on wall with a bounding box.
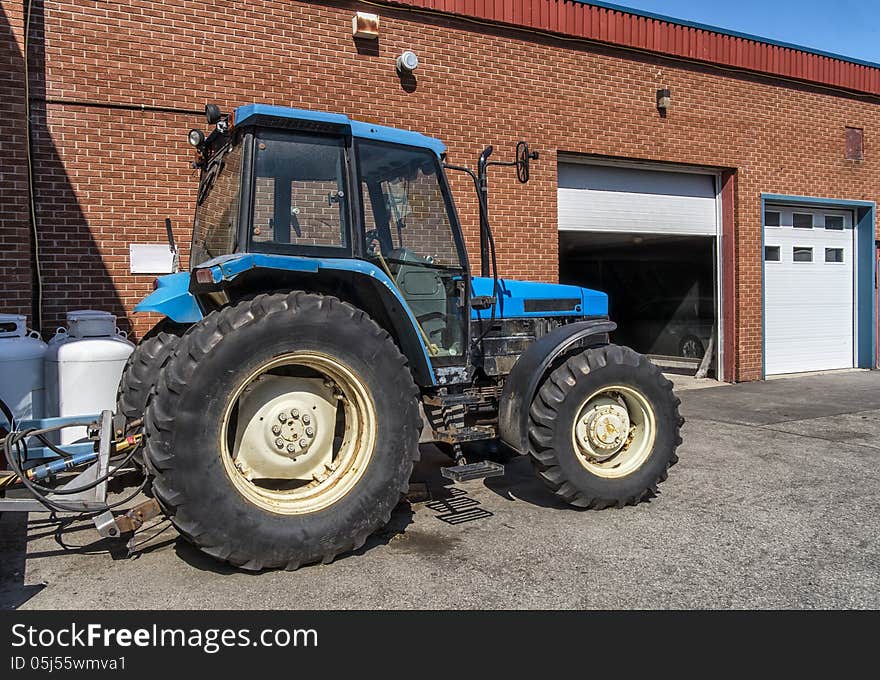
[129,244,176,274]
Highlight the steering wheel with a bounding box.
[364,229,382,256]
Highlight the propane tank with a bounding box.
[44,310,134,444]
[0,314,48,424]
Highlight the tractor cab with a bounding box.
[147,103,609,386]
[186,104,471,365]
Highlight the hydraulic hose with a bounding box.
[0,397,145,514]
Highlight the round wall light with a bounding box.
[396,50,419,73]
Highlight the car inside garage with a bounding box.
[557,159,722,376]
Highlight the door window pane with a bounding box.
[764,245,781,262]
[356,141,466,360]
[824,215,845,230]
[792,213,813,229]
[793,247,813,262]
[764,210,781,227]
[825,248,844,263]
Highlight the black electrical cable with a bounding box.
[3,429,141,497]
[4,432,146,514]
[0,397,145,513]
[0,394,17,432]
[32,432,76,460]
[23,0,42,331]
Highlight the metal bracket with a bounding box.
[0,411,119,536]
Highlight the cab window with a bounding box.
[250,133,349,252]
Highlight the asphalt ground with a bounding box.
[2,370,878,609]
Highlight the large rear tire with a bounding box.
[116,320,187,428]
[528,344,682,509]
[143,292,421,571]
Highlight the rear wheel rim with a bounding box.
[571,385,656,479]
[220,351,377,515]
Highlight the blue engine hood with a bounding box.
[470,277,608,320]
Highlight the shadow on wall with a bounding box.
[15,0,125,336]
[0,3,32,319]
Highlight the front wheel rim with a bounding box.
[571,385,657,479]
[220,351,377,515]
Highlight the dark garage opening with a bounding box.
[559,232,717,374]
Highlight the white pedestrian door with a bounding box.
[764,206,855,375]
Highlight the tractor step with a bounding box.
[433,425,496,444]
[441,460,505,482]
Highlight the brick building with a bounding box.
[3,0,880,381]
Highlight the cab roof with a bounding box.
[233,104,446,158]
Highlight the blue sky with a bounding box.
[606,1,880,64]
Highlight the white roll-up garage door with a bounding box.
[558,162,718,236]
[763,205,856,375]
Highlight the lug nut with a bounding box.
[275,438,284,448]
[305,426,314,437]
[272,424,281,435]
[291,409,299,419]
[287,443,296,453]
[278,413,287,423]
[299,439,308,449]
[302,414,311,424]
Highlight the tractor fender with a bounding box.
[191,253,437,386]
[497,319,617,454]
[134,272,203,323]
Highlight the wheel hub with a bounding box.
[233,375,338,481]
[267,406,318,457]
[575,398,631,460]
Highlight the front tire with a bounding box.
[527,344,682,509]
[143,292,421,570]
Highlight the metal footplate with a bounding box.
[434,425,496,444]
[440,460,505,482]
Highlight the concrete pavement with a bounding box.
[2,370,878,609]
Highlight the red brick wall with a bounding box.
[0,2,31,321]
[3,0,879,380]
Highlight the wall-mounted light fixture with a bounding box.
[396,50,419,74]
[656,88,672,113]
[352,11,379,40]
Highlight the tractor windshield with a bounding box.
[357,141,467,360]
[191,140,243,267]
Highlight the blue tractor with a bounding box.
[119,104,682,570]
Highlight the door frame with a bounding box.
[760,193,877,378]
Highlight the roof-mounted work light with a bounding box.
[205,103,222,125]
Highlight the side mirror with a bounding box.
[516,141,539,183]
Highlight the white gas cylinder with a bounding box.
[0,314,48,423]
[44,310,134,444]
